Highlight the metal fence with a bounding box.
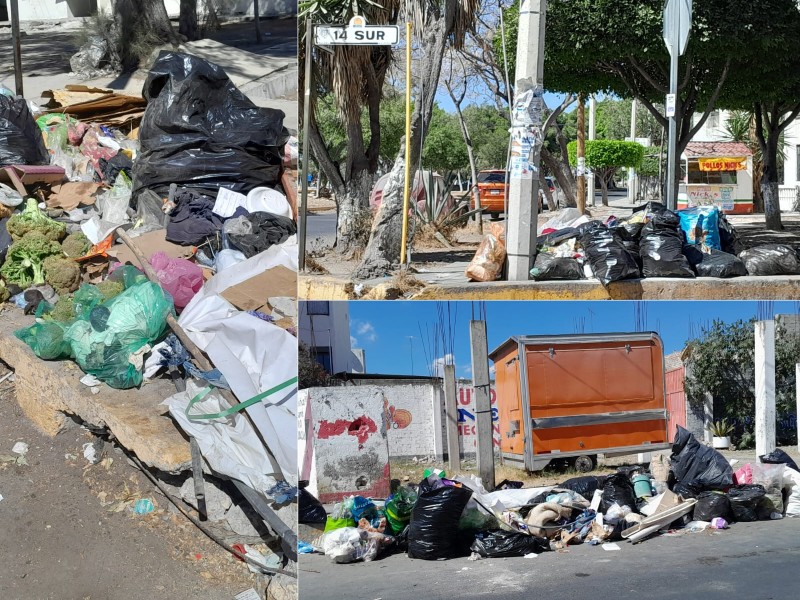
[779,185,799,212]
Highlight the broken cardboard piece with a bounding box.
[47,181,101,210]
[107,228,195,264]
[0,165,66,197]
[220,265,297,313]
[42,86,147,129]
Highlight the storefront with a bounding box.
[678,141,753,214]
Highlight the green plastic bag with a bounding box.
[323,517,355,533]
[15,321,70,360]
[385,486,418,534]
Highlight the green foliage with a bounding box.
[638,154,661,178]
[299,343,334,389]
[595,98,664,146]
[685,318,800,446]
[463,106,510,170]
[708,419,733,437]
[0,232,63,289]
[422,108,468,172]
[7,198,67,242]
[567,140,644,170]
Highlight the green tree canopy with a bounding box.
[422,107,469,172]
[568,139,643,205]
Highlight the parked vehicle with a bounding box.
[471,170,559,218]
[490,332,670,473]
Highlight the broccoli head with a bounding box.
[43,255,82,294]
[50,294,76,322]
[0,280,9,304]
[62,231,91,258]
[0,232,63,289]
[7,198,67,242]
[96,278,124,300]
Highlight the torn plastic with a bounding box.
[739,244,800,276]
[670,426,734,490]
[678,206,721,251]
[149,251,204,310]
[530,251,583,281]
[0,95,49,166]
[466,223,506,282]
[470,530,550,558]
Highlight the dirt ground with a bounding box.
[0,367,265,600]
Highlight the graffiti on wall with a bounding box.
[457,384,501,448]
[384,398,413,430]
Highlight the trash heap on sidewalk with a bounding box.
[0,51,299,577]
[301,427,800,563]
[466,202,800,283]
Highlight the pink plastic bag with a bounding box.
[734,463,753,485]
[149,252,204,309]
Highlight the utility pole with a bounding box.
[628,99,637,202]
[755,320,776,458]
[253,0,262,43]
[505,0,546,281]
[470,319,495,490]
[10,0,23,98]
[587,95,596,207]
[576,93,586,214]
[796,363,800,454]
[443,364,461,473]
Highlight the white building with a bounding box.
[299,301,365,375]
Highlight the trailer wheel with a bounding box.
[573,455,596,473]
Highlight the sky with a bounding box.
[348,301,800,378]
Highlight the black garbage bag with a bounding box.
[470,530,550,558]
[644,207,681,231]
[684,246,748,278]
[600,472,637,512]
[530,251,584,281]
[640,226,694,278]
[673,482,703,499]
[728,484,769,522]
[537,227,579,248]
[226,212,297,258]
[759,448,800,472]
[670,426,733,490]
[738,244,800,276]
[581,226,640,285]
[693,491,732,521]
[575,220,605,237]
[133,51,289,199]
[298,488,327,524]
[0,95,49,167]
[559,475,607,499]
[718,213,745,255]
[408,483,473,560]
[617,221,645,241]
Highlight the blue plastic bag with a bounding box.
[679,206,721,251]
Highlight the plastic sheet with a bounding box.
[466,223,506,282]
[581,226,640,285]
[226,212,297,258]
[470,530,550,558]
[149,251,204,309]
[407,480,472,560]
[739,244,800,276]
[299,488,327,524]
[322,527,393,563]
[530,251,583,281]
[728,484,768,522]
[684,246,748,278]
[0,95,49,166]
[670,426,734,490]
[693,491,731,521]
[132,51,289,199]
[760,449,800,472]
[599,473,637,512]
[752,463,784,515]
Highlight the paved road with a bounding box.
[300,518,800,600]
[308,212,337,248]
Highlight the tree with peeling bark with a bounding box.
[353,0,480,279]
[500,0,798,214]
[299,0,400,255]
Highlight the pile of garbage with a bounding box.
[301,427,800,563]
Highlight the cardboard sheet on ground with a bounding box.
[163,380,280,495]
[47,182,101,210]
[221,265,296,313]
[107,228,195,264]
[42,86,147,128]
[178,239,298,483]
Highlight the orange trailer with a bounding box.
[489,332,670,473]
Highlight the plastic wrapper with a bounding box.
[470,530,550,558]
[693,491,731,521]
[752,463,784,515]
[350,496,377,521]
[408,481,472,560]
[679,206,722,251]
[149,251,204,309]
[299,488,327,524]
[132,51,289,199]
[728,484,769,522]
[466,223,506,282]
[96,171,132,225]
[322,526,393,563]
[324,516,354,532]
[684,246,747,278]
[670,426,733,490]
[580,225,640,285]
[738,244,800,276]
[536,227,579,248]
[530,251,583,281]
[226,212,297,258]
[599,473,637,513]
[784,468,800,518]
[558,475,606,500]
[0,95,49,166]
[385,486,418,534]
[760,448,800,472]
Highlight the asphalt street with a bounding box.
[299,517,800,600]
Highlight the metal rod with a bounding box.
[399,22,413,265]
[254,0,262,43]
[665,9,679,211]
[10,0,23,98]
[299,17,313,271]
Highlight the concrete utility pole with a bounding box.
[443,364,461,473]
[796,363,800,454]
[628,99,637,202]
[576,93,586,214]
[588,95,596,207]
[505,0,546,281]
[10,0,23,97]
[755,320,776,459]
[470,320,495,490]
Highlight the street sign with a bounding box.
[665,93,676,117]
[663,0,692,56]
[315,16,400,46]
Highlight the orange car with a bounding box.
[472,170,557,217]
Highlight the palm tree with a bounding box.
[300,0,400,255]
[354,0,481,279]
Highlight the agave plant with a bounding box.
[415,170,482,231]
[708,419,733,437]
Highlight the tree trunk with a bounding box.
[179,0,199,41]
[114,0,179,68]
[541,147,575,207]
[355,17,449,279]
[336,169,374,254]
[576,94,586,213]
[599,170,609,206]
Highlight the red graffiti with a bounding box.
[317,416,378,445]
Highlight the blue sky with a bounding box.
[349,301,800,377]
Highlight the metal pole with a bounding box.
[470,320,495,491]
[253,0,262,43]
[796,363,800,454]
[400,23,413,265]
[628,99,637,202]
[299,18,313,272]
[10,0,23,98]
[587,95,596,207]
[665,12,679,211]
[576,93,586,213]
[506,0,546,281]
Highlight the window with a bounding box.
[306,301,330,315]
[477,171,507,184]
[707,110,720,129]
[312,347,333,373]
[686,161,737,185]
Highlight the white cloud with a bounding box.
[354,320,377,342]
[431,354,455,377]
